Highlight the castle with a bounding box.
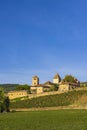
[7,73,80,99]
[31,73,61,94]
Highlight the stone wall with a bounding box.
[59,84,69,91]
[8,90,28,99]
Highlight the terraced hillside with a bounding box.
[10,90,87,109]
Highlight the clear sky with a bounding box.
[0,0,87,84]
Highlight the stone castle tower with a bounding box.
[32,76,39,86]
[53,73,61,84]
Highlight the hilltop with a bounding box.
[0,80,85,93]
[0,84,19,92]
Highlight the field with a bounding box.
[0,110,87,130]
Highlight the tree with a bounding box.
[0,87,10,113]
[50,84,59,91]
[0,87,4,99]
[63,75,78,83]
[15,84,30,93]
[0,88,4,112]
[4,97,10,112]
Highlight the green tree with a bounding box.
[4,97,10,112]
[0,87,10,113]
[50,84,59,91]
[0,88,4,112]
[16,84,30,93]
[63,75,78,83]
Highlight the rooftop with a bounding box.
[53,73,61,79]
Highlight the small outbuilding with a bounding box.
[59,82,80,91]
[31,85,43,94]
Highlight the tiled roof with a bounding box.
[60,81,80,86]
[43,81,54,85]
[31,84,43,87]
[32,76,39,78]
[53,73,61,79]
[31,82,53,88]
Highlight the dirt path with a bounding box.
[11,105,87,111]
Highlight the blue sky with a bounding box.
[0,0,87,84]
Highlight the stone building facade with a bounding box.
[31,74,60,94]
[53,73,61,84]
[8,90,28,99]
[32,76,39,86]
[59,82,80,91]
[30,85,43,94]
[7,73,80,99]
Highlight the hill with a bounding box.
[10,90,87,109]
[0,84,19,92]
[80,82,87,87]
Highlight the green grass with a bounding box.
[0,110,87,130]
[11,90,87,108]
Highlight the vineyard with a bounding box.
[10,90,87,109]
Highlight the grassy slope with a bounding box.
[74,95,87,106]
[0,84,19,92]
[0,110,87,130]
[11,90,87,108]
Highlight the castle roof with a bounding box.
[60,81,80,86]
[32,76,39,79]
[53,73,61,79]
[31,84,52,88]
[43,81,54,86]
[31,84,43,87]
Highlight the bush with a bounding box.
[0,87,10,113]
[63,75,79,83]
